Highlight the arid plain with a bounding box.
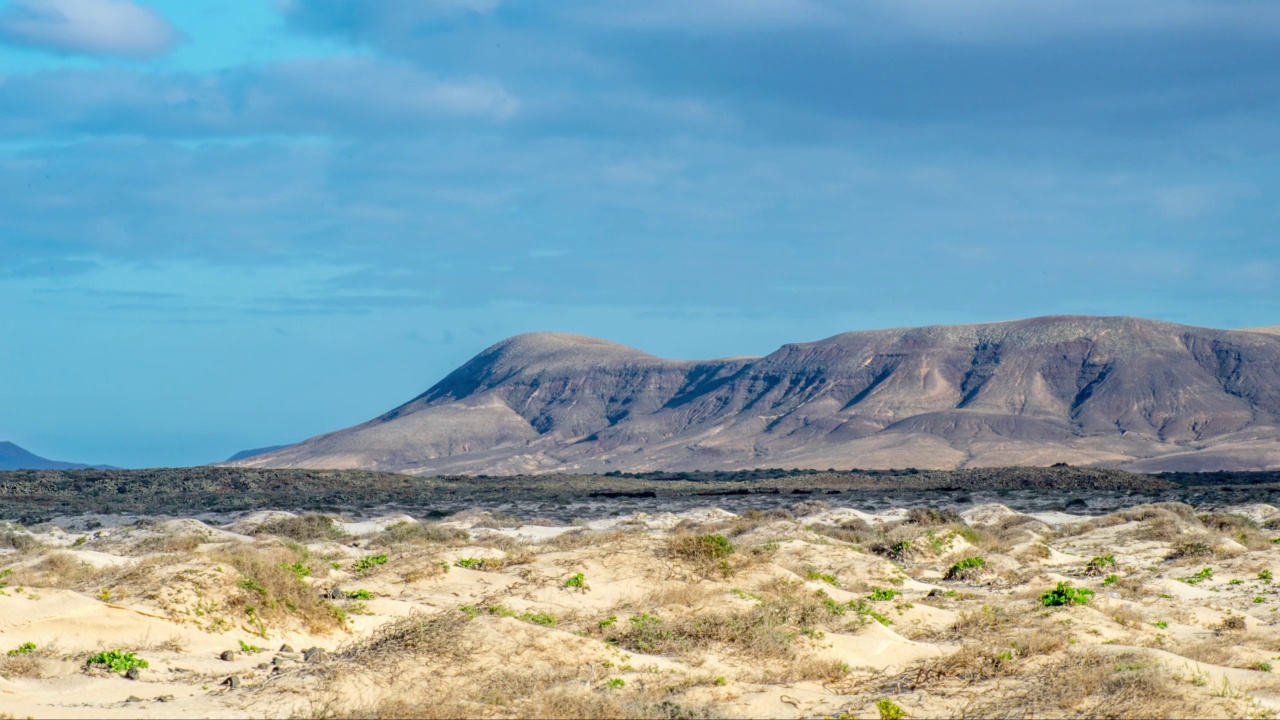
[5,469,1280,718]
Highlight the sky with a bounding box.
[1,0,1278,467]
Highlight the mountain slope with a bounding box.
[224,445,292,463]
[233,317,1280,474]
[0,442,104,471]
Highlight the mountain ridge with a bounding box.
[230,315,1280,474]
[0,441,112,471]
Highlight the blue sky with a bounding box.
[1,0,1278,467]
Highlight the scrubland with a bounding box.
[5,498,1280,718]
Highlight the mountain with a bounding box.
[230,316,1280,474]
[0,442,110,471]
[224,445,292,463]
[1246,326,1280,336]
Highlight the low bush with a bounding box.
[85,649,148,673]
[1040,582,1094,607]
[945,556,986,581]
[253,514,347,543]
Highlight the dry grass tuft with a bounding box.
[371,521,468,547]
[216,543,344,633]
[254,514,348,543]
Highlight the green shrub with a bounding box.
[606,677,625,689]
[669,533,736,562]
[867,587,901,602]
[1180,567,1213,585]
[1254,661,1273,672]
[875,698,906,720]
[1102,574,1119,586]
[1085,555,1116,575]
[944,556,986,580]
[85,650,148,673]
[1040,582,1094,607]
[7,642,36,656]
[564,573,586,589]
[352,554,388,572]
[805,569,841,587]
[253,514,346,542]
[280,562,311,579]
[347,589,373,600]
[1260,570,1273,583]
[238,640,262,653]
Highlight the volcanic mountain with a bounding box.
[233,316,1280,474]
[0,442,110,471]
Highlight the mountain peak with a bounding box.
[231,315,1280,475]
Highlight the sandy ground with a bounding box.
[4,499,1280,718]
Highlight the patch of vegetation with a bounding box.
[1040,582,1094,607]
[1180,567,1214,585]
[1085,555,1116,575]
[668,533,735,562]
[1153,621,1168,629]
[253,513,347,542]
[1102,574,1119,586]
[1260,569,1272,583]
[347,589,373,600]
[85,650,148,673]
[564,573,586,589]
[867,587,901,602]
[352,554,388,573]
[280,561,311,579]
[238,640,263,653]
[805,569,841,587]
[1254,661,1273,672]
[6,642,36,657]
[944,556,986,581]
[606,678,625,689]
[875,698,906,720]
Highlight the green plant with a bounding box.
[7,642,36,656]
[1255,596,1267,604]
[1086,555,1116,575]
[280,562,311,579]
[806,569,841,587]
[347,589,373,600]
[1255,661,1273,672]
[606,678,625,689]
[670,533,736,562]
[1180,567,1214,585]
[352,554,388,572]
[1102,574,1119,586]
[564,573,586,589]
[945,556,986,580]
[868,587,901,601]
[96,588,114,603]
[714,675,728,686]
[238,640,262,653]
[598,616,617,628]
[522,611,556,627]
[1229,578,1244,585]
[1153,621,1168,629]
[85,650,149,673]
[1260,570,1273,583]
[1040,582,1094,607]
[875,698,906,720]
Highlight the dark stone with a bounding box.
[220,650,236,661]
[224,675,241,689]
[302,647,326,663]
[126,696,143,703]
[279,644,294,653]
[156,695,175,702]
[125,667,141,681]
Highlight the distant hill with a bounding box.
[224,445,292,463]
[0,442,112,470]
[229,316,1280,474]
[1245,326,1280,336]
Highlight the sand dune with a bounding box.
[4,498,1280,717]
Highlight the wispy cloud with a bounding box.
[0,0,181,59]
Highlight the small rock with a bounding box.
[125,667,141,681]
[256,662,270,670]
[926,588,944,598]
[302,647,326,663]
[279,644,294,653]
[126,696,144,703]
[155,695,175,703]
[220,650,236,662]
[223,675,241,689]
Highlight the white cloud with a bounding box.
[0,0,180,59]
